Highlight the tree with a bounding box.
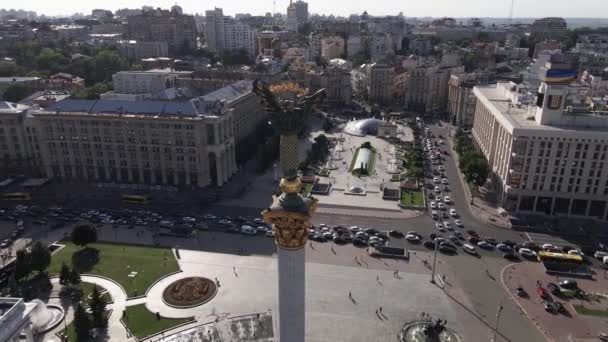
[69,269,81,286]
[29,241,51,273]
[73,303,92,342]
[59,262,71,285]
[2,83,33,102]
[322,118,334,132]
[89,50,129,84]
[89,286,107,328]
[72,82,112,100]
[0,62,26,77]
[13,249,31,281]
[71,225,98,248]
[464,156,489,189]
[35,48,69,74]
[220,49,252,66]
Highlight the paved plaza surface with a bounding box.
[503,262,608,342]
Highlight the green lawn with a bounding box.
[302,182,313,196]
[400,191,424,207]
[49,241,180,298]
[81,282,112,304]
[572,304,608,317]
[123,304,194,339]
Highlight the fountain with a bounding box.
[399,316,461,342]
[29,299,65,333]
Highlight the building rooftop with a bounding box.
[42,99,203,118]
[474,82,608,134]
[0,101,30,113]
[198,80,253,110]
[0,77,40,83]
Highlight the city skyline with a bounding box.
[4,0,608,18]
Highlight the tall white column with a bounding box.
[277,247,305,342]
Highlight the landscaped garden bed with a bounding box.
[122,304,194,339]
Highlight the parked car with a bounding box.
[543,300,556,312]
[389,230,404,238]
[449,209,458,217]
[463,244,477,255]
[519,248,537,258]
[477,241,494,249]
[454,219,463,227]
[496,244,511,252]
[467,230,479,237]
[240,225,256,235]
[547,282,561,295]
[559,279,578,290]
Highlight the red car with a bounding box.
[537,286,549,299]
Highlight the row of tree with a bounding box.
[454,129,489,190]
[404,123,424,180]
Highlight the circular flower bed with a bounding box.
[162,277,217,308]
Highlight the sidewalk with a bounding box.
[446,127,511,229]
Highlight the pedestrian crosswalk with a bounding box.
[525,232,571,246]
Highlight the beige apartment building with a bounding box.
[1,99,237,187]
[473,77,608,221]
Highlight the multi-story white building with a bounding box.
[205,8,257,58]
[320,36,345,60]
[1,99,237,187]
[110,69,192,97]
[117,40,169,61]
[368,63,394,106]
[530,17,567,43]
[448,72,494,127]
[198,80,266,143]
[472,60,608,221]
[306,59,352,106]
[0,298,36,342]
[286,0,308,32]
[404,64,465,113]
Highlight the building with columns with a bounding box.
[1,99,237,188]
[472,59,608,221]
[0,298,36,342]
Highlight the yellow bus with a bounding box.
[2,192,32,201]
[122,194,150,204]
[537,251,583,264]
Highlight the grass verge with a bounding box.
[400,190,424,206]
[572,304,608,317]
[123,304,194,339]
[49,241,179,298]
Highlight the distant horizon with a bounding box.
[2,0,608,19]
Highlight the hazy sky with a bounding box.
[7,0,608,18]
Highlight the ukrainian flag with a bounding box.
[544,69,577,83]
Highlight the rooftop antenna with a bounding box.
[508,0,515,25]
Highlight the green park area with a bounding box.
[573,304,608,317]
[49,241,180,298]
[123,304,195,339]
[400,191,424,207]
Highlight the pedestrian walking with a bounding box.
[379,306,382,313]
[348,291,352,298]
[376,275,379,281]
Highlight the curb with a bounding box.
[499,263,554,342]
[144,270,184,297]
[447,132,510,230]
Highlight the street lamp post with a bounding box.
[430,237,439,284]
[491,300,504,341]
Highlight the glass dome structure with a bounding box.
[344,118,383,136]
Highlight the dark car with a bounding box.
[439,244,457,254]
[503,253,519,260]
[467,230,479,237]
[365,228,380,235]
[553,301,566,313]
[559,279,578,290]
[547,282,561,295]
[502,240,517,247]
[468,236,480,244]
[423,241,436,249]
[375,232,389,240]
[429,233,438,240]
[522,241,540,251]
[389,230,404,238]
[485,237,498,245]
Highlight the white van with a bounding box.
[159,220,174,228]
[603,256,608,265]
